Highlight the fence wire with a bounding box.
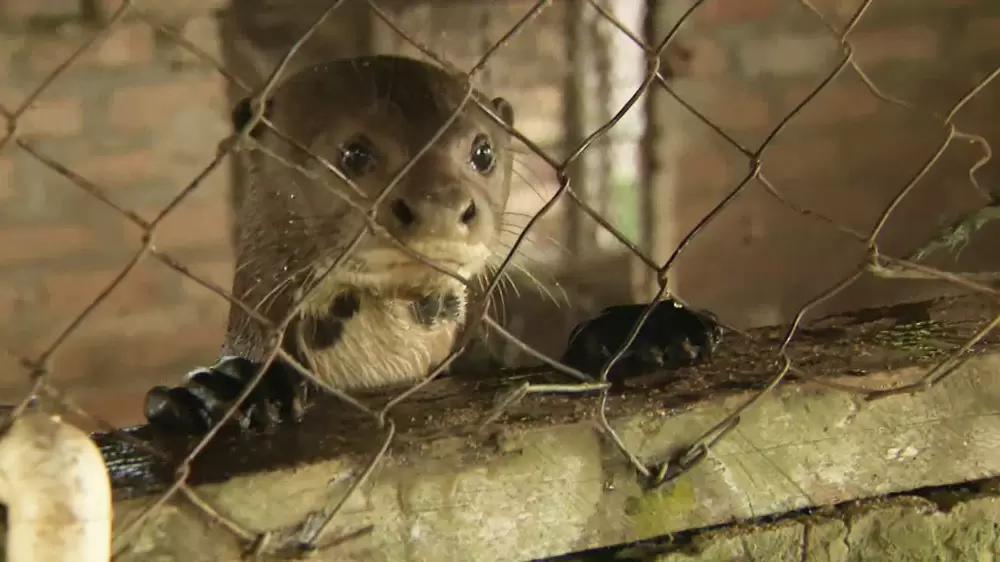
[0,0,998,558]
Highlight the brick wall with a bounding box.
[1,0,997,427]
[375,0,1000,358]
[658,0,1000,327]
[0,0,574,428]
[0,8,233,427]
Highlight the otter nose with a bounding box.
[387,188,480,239]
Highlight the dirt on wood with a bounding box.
[96,294,1000,499]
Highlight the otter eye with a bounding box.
[338,136,376,179]
[469,134,495,175]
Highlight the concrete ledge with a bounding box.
[594,485,1000,561]
[69,296,1000,560]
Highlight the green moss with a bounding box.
[625,477,698,539]
[871,321,950,362]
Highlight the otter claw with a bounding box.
[560,299,724,387]
[145,385,216,434]
[144,357,308,435]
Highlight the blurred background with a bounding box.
[0,0,998,428]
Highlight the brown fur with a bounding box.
[225,55,515,391]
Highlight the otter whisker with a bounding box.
[494,269,518,318]
[511,167,553,205]
[499,268,520,299]
[477,263,515,334]
[498,224,559,246]
[515,263,566,308]
[495,226,554,250]
[511,152,555,173]
[492,238,567,271]
[480,263,510,329]
[500,214,564,238]
[501,211,544,221]
[498,217,568,255]
[252,260,317,314]
[487,251,568,310]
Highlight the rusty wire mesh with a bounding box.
[0,0,998,557]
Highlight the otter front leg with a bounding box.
[144,357,309,434]
[560,299,724,388]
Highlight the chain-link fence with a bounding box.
[1,0,999,559]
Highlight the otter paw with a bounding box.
[410,291,463,326]
[144,357,308,435]
[560,299,724,384]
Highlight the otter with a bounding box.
[144,55,723,434]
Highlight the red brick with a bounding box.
[674,81,772,132]
[41,263,169,323]
[677,139,736,191]
[684,37,728,77]
[0,0,78,23]
[962,18,1000,54]
[850,25,939,66]
[74,150,157,188]
[740,34,839,78]
[0,224,96,263]
[95,0,125,17]
[0,85,21,109]
[0,357,33,399]
[0,36,21,79]
[26,35,85,76]
[89,23,155,67]
[97,0,229,21]
[48,314,226,388]
[783,80,880,126]
[27,23,154,74]
[695,0,777,26]
[0,278,44,343]
[171,16,224,64]
[69,389,149,430]
[765,135,841,182]
[0,280,18,321]
[109,77,226,132]
[806,0,867,25]
[12,99,84,138]
[0,157,12,199]
[131,195,233,252]
[710,88,772,131]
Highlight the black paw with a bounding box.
[144,357,309,435]
[560,299,724,386]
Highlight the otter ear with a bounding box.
[231,96,274,138]
[490,96,515,127]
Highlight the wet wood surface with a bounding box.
[94,294,1000,501]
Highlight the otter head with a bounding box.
[227,55,516,367]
